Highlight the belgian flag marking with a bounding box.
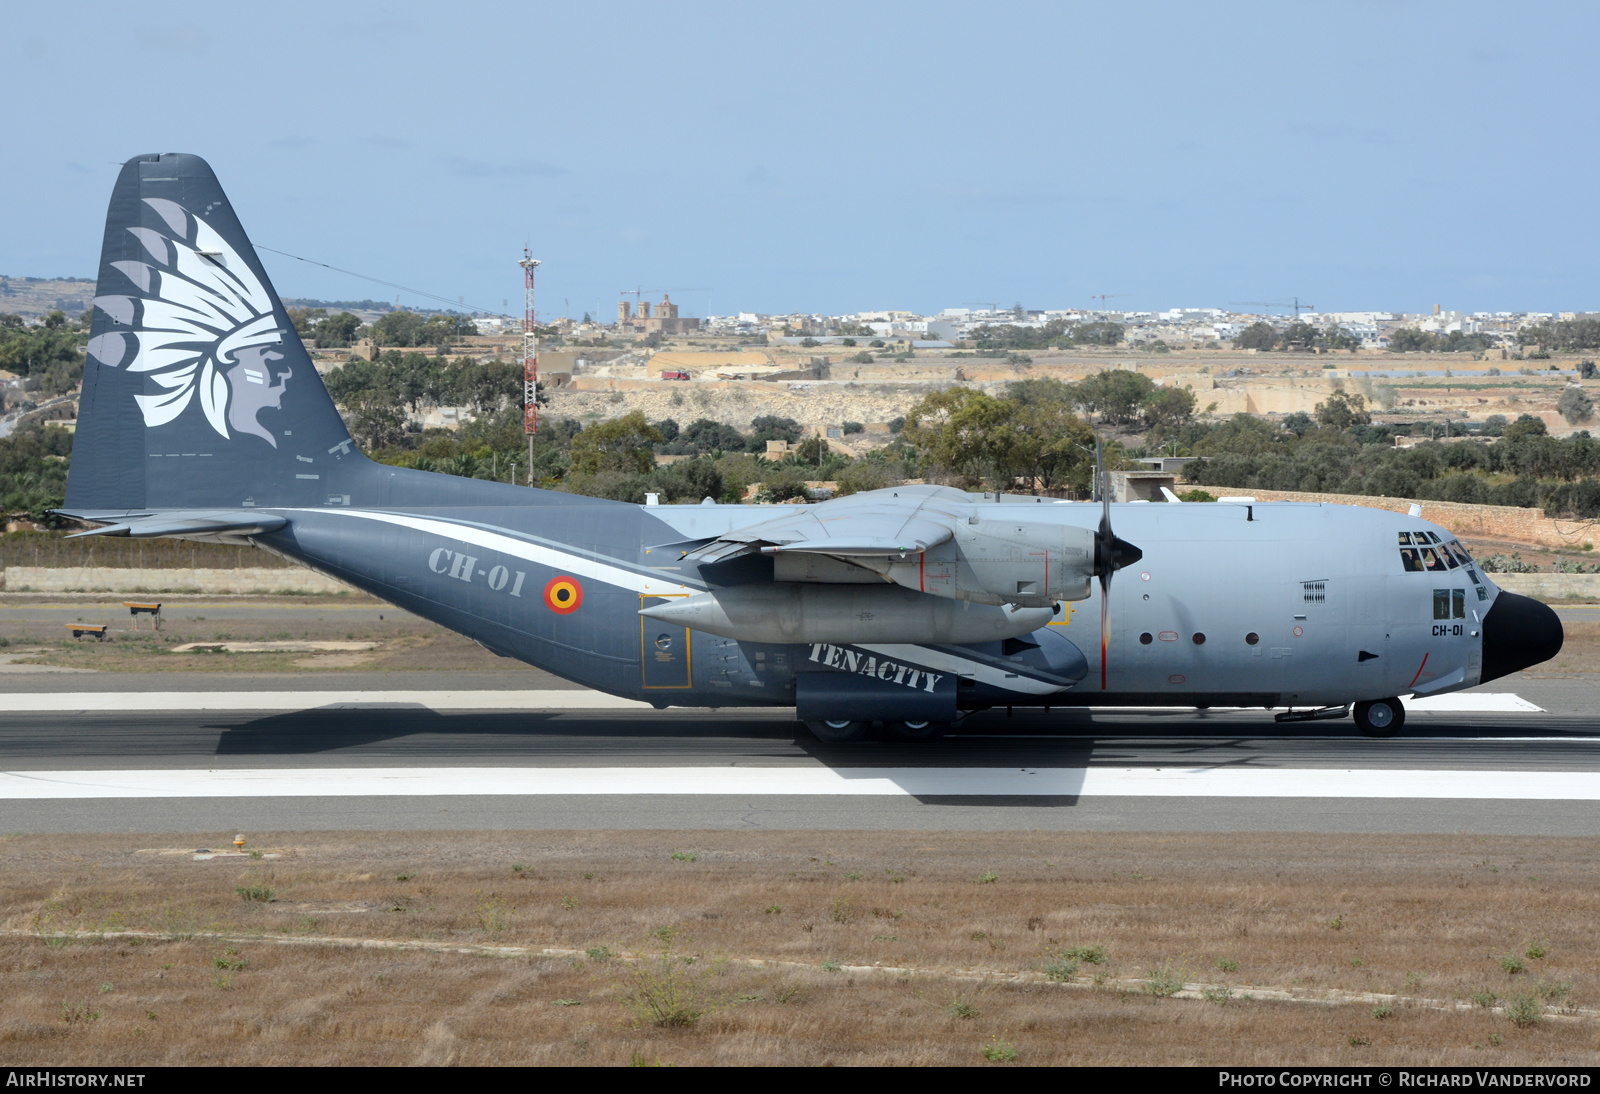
[544,576,583,614]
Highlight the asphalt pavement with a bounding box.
[1,669,1596,836]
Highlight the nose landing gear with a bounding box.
[1353,697,1405,738]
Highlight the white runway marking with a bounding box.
[1407,693,1544,713]
[2,766,1597,800]
[0,691,1543,715]
[0,690,652,713]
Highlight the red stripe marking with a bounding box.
[1408,652,1430,688]
[1100,590,1108,691]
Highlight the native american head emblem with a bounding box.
[87,198,291,447]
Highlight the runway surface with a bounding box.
[2,670,1597,835]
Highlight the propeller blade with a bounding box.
[1098,434,1111,544]
[1089,432,1143,689]
[1097,434,1110,689]
[1100,568,1110,690]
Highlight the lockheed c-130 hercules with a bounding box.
[59,154,1565,741]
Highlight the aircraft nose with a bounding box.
[1479,591,1564,683]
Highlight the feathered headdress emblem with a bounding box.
[87,198,286,443]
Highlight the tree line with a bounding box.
[968,320,1126,350]
[1517,316,1600,352]
[0,310,87,395]
[1183,409,1600,517]
[286,308,480,350]
[1233,321,1361,352]
[322,350,529,451]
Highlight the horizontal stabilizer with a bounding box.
[64,511,288,540]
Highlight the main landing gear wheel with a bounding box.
[886,720,949,743]
[804,719,870,743]
[1353,697,1405,739]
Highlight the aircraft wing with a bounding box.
[683,488,959,564]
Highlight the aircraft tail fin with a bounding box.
[65,153,367,512]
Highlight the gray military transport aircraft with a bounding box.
[58,154,1565,741]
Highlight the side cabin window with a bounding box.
[1400,548,1425,572]
[1433,589,1467,620]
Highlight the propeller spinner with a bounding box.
[1092,436,1143,689]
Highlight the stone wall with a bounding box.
[1,567,353,594]
[1492,573,1600,600]
[1238,489,1599,551]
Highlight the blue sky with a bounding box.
[7,1,1598,318]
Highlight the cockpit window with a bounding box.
[1400,547,1425,572]
[1398,532,1413,545]
[1417,530,1441,544]
[1446,539,1473,565]
[1421,547,1451,572]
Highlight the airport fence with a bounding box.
[0,531,292,570]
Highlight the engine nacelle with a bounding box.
[878,518,1096,607]
[638,582,1055,645]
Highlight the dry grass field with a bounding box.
[2,830,1597,1066]
[0,596,517,673]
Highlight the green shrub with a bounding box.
[1146,963,1185,998]
[946,996,978,1019]
[235,886,274,903]
[621,953,722,1028]
[1532,979,1571,1004]
[1506,995,1543,1028]
[1043,955,1079,982]
[980,1035,1017,1062]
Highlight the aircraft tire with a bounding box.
[804,719,870,743]
[886,720,948,743]
[1353,697,1405,738]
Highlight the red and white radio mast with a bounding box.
[519,248,540,484]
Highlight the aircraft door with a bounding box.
[641,595,692,689]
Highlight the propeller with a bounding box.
[1091,435,1143,689]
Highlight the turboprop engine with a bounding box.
[638,582,1055,645]
[765,517,1100,608]
[878,517,1098,607]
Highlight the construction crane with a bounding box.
[620,287,712,303]
[1089,293,1127,311]
[1229,297,1316,318]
